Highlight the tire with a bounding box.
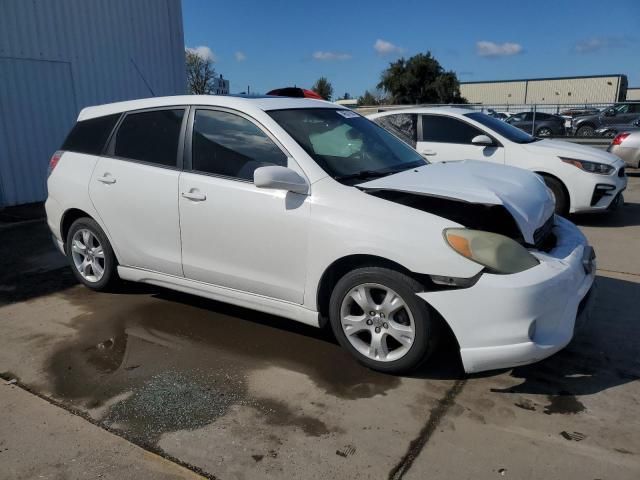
[576,125,595,137]
[66,217,120,291]
[536,127,552,137]
[328,267,437,374]
[542,176,569,216]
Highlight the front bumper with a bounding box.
[570,167,627,213]
[419,216,595,373]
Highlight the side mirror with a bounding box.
[604,109,616,117]
[254,165,309,195]
[471,134,494,146]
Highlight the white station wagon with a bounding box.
[46,96,595,374]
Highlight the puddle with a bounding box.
[45,286,400,444]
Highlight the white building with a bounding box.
[461,75,628,106]
[627,87,640,101]
[0,0,186,207]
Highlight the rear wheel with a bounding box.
[536,127,553,137]
[329,267,437,373]
[542,176,569,216]
[66,218,120,291]
[576,125,595,137]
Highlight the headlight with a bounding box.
[560,157,614,175]
[444,229,539,274]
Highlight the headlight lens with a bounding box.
[560,157,614,175]
[444,229,539,274]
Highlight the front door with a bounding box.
[179,108,309,304]
[89,108,185,276]
[416,114,504,164]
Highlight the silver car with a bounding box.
[608,131,640,168]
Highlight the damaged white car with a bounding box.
[46,96,595,374]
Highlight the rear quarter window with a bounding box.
[62,114,121,155]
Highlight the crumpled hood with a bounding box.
[357,161,555,244]
[522,139,622,166]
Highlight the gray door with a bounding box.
[0,58,77,206]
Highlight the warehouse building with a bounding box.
[627,87,640,101]
[461,74,628,106]
[0,0,186,207]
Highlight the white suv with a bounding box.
[369,108,627,215]
[46,96,595,374]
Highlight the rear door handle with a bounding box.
[182,190,206,201]
[420,149,437,156]
[97,175,116,184]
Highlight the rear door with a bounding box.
[89,108,186,276]
[416,114,504,164]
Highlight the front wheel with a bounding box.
[66,217,120,291]
[329,267,437,373]
[542,176,569,216]
[576,125,595,137]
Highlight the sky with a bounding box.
[182,0,640,97]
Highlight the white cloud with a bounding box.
[312,51,352,61]
[235,51,246,61]
[476,41,523,57]
[373,39,404,56]
[186,45,216,62]
[574,37,630,53]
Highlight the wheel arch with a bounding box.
[534,171,571,212]
[60,208,120,262]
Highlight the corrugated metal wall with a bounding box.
[0,0,186,206]
[461,76,625,106]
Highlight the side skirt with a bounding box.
[117,266,320,328]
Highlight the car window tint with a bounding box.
[114,109,184,167]
[372,114,417,147]
[62,114,120,155]
[421,115,483,144]
[192,110,287,180]
[535,113,551,120]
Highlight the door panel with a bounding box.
[89,159,182,275]
[417,114,504,164]
[179,173,309,303]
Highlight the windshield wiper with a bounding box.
[334,162,425,182]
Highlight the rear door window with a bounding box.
[62,114,120,155]
[191,109,287,181]
[372,114,418,147]
[112,109,185,167]
[421,115,483,144]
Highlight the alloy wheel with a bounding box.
[71,228,105,283]
[340,283,415,362]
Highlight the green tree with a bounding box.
[186,49,216,94]
[312,77,334,101]
[358,90,380,106]
[377,52,467,104]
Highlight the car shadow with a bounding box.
[571,200,640,228]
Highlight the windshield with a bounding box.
[268,108,426,183]
[465,112,538,144]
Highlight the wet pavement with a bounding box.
[1,172,639,479]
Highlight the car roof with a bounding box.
[77,95,340,121]
[367,106,477,118]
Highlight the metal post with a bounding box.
[532,104,537,136]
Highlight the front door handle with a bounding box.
[97,175,116,184]
[420,149,437,156]
[182,190,206,201]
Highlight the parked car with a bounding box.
[594,117,640,138]
[572,102,640,137]
[608,131,640,168]
[559,107,600,118]
[505,111,566,137]
[369,107,627,215]
[47,95,595,374]
[486,109,512,121]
